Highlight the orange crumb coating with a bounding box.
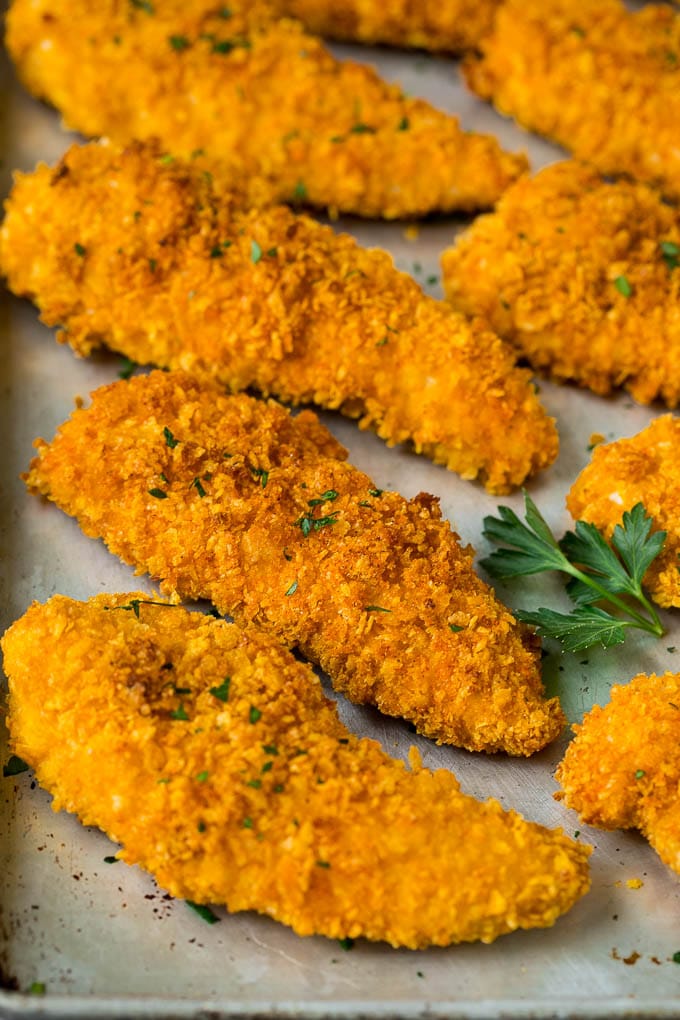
[556,672,680,877]
[24,371,565,756]
[0,141,557,494]
[442,160,680,405]
[272,0,501,53]
[464,0,680,200]
[566,416,680,609]
[5,0,526,220]
[1,594,590,947]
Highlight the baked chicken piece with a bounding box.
[24,370,566,756]
[556,671,680,877]
[464,0,680,200]
[441,160,680,405]
[567,415,680,609]
[1,593,591,947]
[272,0,502,53]
[0,141,557,494]
[5,0,526,219]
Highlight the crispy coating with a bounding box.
[5,0,526,220]
[272,0,501,53]
[566,415,680,609]
[0,141,557,493]
[464,0,680,200]
[1,594,590,947]
[556,672,680,877]
[442,160,680,405]
[24,370,565,756]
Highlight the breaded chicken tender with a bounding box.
[0,142,557,493]
[567,416,680,609]
[1,594,591,947]
[442,160,680,405]
[556,672,680,876]
[24,370,565,756]
[464,0,680,200]
[272,0,501,53]
[5,0,527,220]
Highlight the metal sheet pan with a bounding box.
[3,10,680,1018]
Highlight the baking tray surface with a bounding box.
[2,11,680,1019]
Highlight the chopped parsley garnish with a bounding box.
[130,0,155,11]
[249,706,262,724]
[28,983,46,996]
[251,240,263,264]
[196,770,209,782]
[316,860,331,868]
[210,677,231,702]
[449,624,464,633]
[263,744,278,755]
[243,816,254,829]
[661,240,680,271]
[368,488,383,498]
[293,181,307,200]
[350,122,376,134]
[614,275,633,298]
[397,116,410,131]
[169,34,190,50]
[103,855,118,864]
[295,511,339,536]
[364,605,391,613]
[118,356,137,380]
[104,598,177,618]
[285,580,298,596]
[211,37,251,53]
[482,494,666,651]
[170,703,189,721]
[163,426,179,448]
[338,937,355,951]
[191,477,207,498]
[250,466,269,488]
[148,258,157,273]
[3,755,29,777]
[148,487,168,499]
[74,242,86,257]
[197,820,206,832]
[261,761,273,773]
[376,337,389,347]
[210,246,225,258]
[186,901,220,924]
[273,783,285,793]
[307,490,338,506]
[634,769,646,780]
[247,779,262,789]
[673,951,680,964]
[219,6,232,16]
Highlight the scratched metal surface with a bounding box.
[2,11,680,1020]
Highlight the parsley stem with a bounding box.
[564,563,662,634]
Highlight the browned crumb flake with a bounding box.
[0,140,557,494]
[23,370,565,756]
[1,594,590,947]
[272,0,501,53]
[442,160,680,406]
[567,415,680,608]
[556,671,680,878]
[464,0,680,200]
[5,0,526,219]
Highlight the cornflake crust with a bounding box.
[5,0,526,219]
[441,160,680,405]
[0,140,557,493]
[567,415,680,609]
[272,0,502,53]
[1,594,591,948]
[556,671,680,877]
[464,0,680,200]
[24,370,566,756]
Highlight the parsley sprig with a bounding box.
[481,494,665,652]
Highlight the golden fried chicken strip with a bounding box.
[0,141,557,494]
[2,594,590,947]
[272,0,501,53]
[5,0,526,220]
[464,0,680,200]
[556,672,680,876]
[442,160,680,405]
[24,371,565,756]
[567,416,680,609]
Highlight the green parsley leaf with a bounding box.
[196,770,209,782]
[103,855,119,864]
[350,122,376,134]
[449,624,464,633]
[251,240,263,264]
[364,605,391,613]
[316,860,331,868]
[192,477,207,498]
[338,937,355,951]
[614,275,633,298]
[482,493,665,651]
[169,34,190,50]
[163,426,179,448]
[307,490,338,506]
[661,240,680,271]
[293,181,307,200]
[397,116,410,131]
[186,901,220,924]
[118,356,137,380]
[285,580,298,596]
[295,512,339,536]
[3,755,29,777]
[74,242,86,257]
[673,951,680,964]
[634,769,646,780]
[249,706,262,724]
[243,816,254,828]
[148,488,168,499]
[262,744,278,755]
[170,703,189,721]
[210,677,231,702]
[28,983,46,996]
[250,466,269,488]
